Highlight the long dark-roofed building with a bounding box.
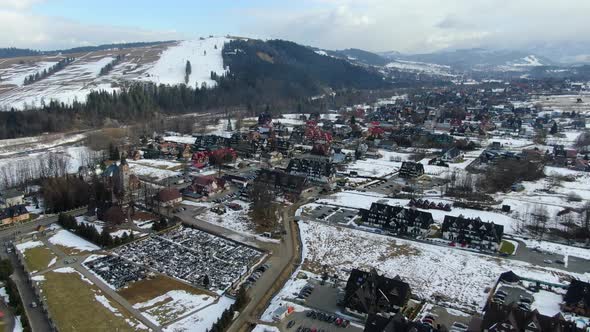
[255,169,309,201]
[360,202,434,238]
[441,215,504,251]
[480,301,579,332]
[286,155,335,183]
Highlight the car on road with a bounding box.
[287,320,295,329]
[555,259,565,265]
[30,302,38,308]
[544,259,553,264]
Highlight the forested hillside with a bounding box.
[0,38,396,139]
[223,39,390,93]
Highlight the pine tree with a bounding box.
[185,60,192,84]
[550,122,558,135]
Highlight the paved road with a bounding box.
[74,261,161,331]
[0,207,87,243]
[227,195,313,332]
[6,251,53,332]
[0,296,15,332]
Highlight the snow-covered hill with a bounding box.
[385,60,455,77]
[138,37,228,88]
[0,37,231,110]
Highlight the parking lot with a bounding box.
[305,205,359,225]
[114,226,263,292]
[279,311,362,332]
[418,304,472,331]
[84,255,147,290]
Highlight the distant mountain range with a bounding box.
[312,44,590,80]
[2,36,589,111]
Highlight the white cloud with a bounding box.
[0,0,45,10]
[0,10,182,50]
[240,0,590,53]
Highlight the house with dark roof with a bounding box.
[399,162,424,178]
[441,147,463,163]
[343,268,411,317]
[0,189,24,208]
[441,215,504,250]
[562,279,590,317]
[156,188,182,208]
[360,203,434,238]
[256,169,309,201]
[189,175,225,196]
[287,155,335,183]
[480,301,579,332]
[0,205,29,225]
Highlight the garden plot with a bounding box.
[298,221,587,311]
[34,267,148,332]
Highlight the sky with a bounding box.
[0,0,589,53]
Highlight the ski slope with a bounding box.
[139,37,230,88]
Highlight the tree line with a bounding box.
[58,213,136,247]
[23,57,75,85]
[99,55,124,76]
[206,286,249,332]
[0,259,32,331]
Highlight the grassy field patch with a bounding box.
[22,246,56,273]
[118,275,211,305]
[39,270,145,332]
[499,240,517,255]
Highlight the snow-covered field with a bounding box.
[345,150,410,178]
[163,295,234,332]
[495,166,590,229]
[128,160,181,181]
[183,199,260,236]
[15,240,44,252]
[49,229,100,252]
[133,290,216,326]
[298,221,588,311]
[386,60,454,77]
[162,135,197,145]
